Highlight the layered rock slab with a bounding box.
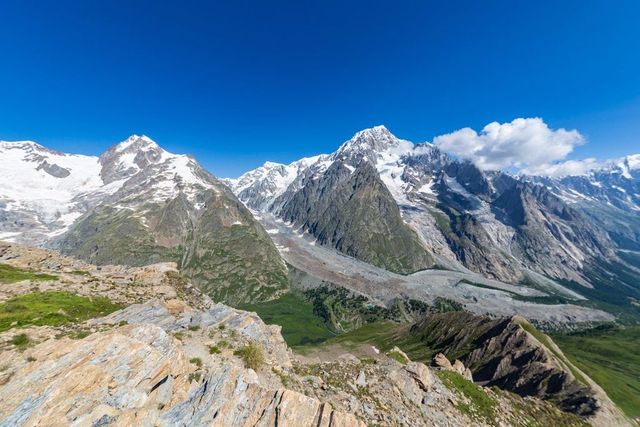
[0,323,362,426]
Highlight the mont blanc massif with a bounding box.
[1,126,639,426]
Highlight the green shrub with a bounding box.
[272,367,289,386]
[189,357,202,367]
[388,350,409,365]
[11,333,30,350]
[188,372,202,382]
[188,325,201,331]
[234,342,265,370]
[69,270,91,276]
[69,330,91,340]
[208,345,221,354]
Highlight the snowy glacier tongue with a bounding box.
[0,141,107,232]
[0,141,104,204]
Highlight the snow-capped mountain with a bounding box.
[227,126,637,298]
[0,136,288,305]
[223,154,330,211]
[0,140,112,244]
[529,154,640,252]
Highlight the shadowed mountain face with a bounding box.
[0,136,288,305]
[277,160,434,274]
[405,311,609,417]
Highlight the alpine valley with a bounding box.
[1,128,639,426]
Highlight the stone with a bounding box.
[404,362,433,391]
[432,353,453,370]
[452,359,466,375]
[0,324,364,427]
[356,370,366,388]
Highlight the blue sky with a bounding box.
[1,0,639,177]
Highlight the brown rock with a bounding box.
[432,352,452,370]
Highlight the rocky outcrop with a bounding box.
[410,311,627,424]
[432,352,473,381]
[0,323,362,426]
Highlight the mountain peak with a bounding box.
[262,160,285,169]
[0,140,63,156]
[336,125,398,156]
[99,135,172,184]
[349,125,397,148]
[113,134,160,153]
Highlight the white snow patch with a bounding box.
[417,181,436,195]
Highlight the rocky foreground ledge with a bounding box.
[0,298,363,426]
[0,242,633,426]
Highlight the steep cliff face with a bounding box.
[278,160,434,274]
[492,182,616,283]
[407,311,626,423]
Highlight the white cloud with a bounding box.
[521,158,601,177]
[433,117,585,172]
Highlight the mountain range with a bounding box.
[1,127,639,317]
[226,126,640,314]
[1,128,640,424]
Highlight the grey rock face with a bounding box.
[36,160,70,178]
[0,321,363,427]
[277,159,434,274]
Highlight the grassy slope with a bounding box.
[552,326,640,418]
[436,370,497,424]
[239,293,336,347]
[0,264,58,284]
[0,291,122,332]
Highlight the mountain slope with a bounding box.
[0,136,288,305]
[531,156,640,251]
[277,159,434,274]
